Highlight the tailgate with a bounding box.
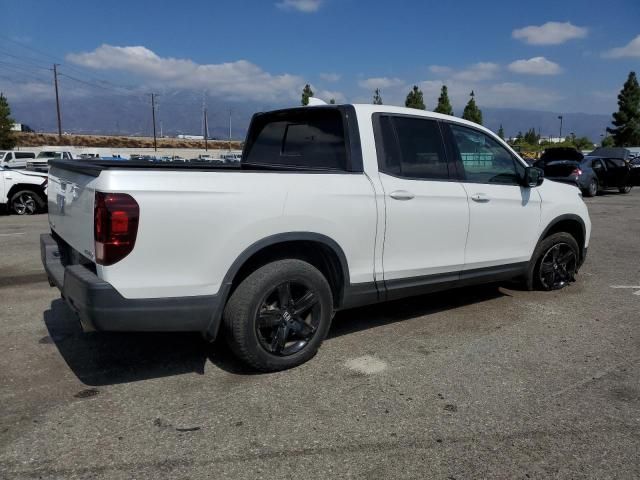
[48,165,97,262]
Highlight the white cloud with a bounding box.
[603,34,640,58]
[358,77,404,89]
[319,72,341,82]
[512,21,588,45]
[315,89,345,103]
[452,62,499,81]
[276,0,322,13]
[428,65,453,75]
[66,44,303,102]
[508,57,562,75]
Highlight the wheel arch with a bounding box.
[205,232,351,339]
[7,184,46,204]
[538,214,586,265]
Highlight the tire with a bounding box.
[10,190,44,215]
[582,179,598,197]
[525,232,580,291]
[619,185,632,194]
[223,259,334,372]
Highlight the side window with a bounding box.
[376,115,449,180]
[604,158,624,169]
[592,159,604,170]
[449,123,520,185]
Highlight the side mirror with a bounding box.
[522,166,544,188]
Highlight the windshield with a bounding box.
[0,151,6,160]
[36,151,63,159]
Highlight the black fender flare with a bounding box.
[205,232,351,339]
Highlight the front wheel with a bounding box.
[223,259,333,372]
[619,185,632,194]
[10,190,44,215]
[525,232,580,291]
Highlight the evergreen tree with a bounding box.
[515,131,523,143]
[462,90,483,125]
[523,127,540,145]
[329,98,336,104]
[607,71,640,146]
[301,84,314,106]
[372,88,383,105]
[497,124,505,140]
[0,93,16,150]
[434,85,453,115]
[405,85,425,110]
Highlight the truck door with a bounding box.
[373,114,469,299]
[444,122,541,272]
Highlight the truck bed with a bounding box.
[49,158,242,177]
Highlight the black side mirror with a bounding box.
[522,166,544,188]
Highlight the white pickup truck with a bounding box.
[41,103,591,371]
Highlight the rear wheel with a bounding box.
[10,190,44,215]
[223,259,333,372]
[525,232,579,291]
[582,179,598,197]
[619,185,632,194]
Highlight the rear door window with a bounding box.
[374,115,449,180]
[244,108,348,170]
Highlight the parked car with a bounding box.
[41,102,591,371]
[535,147,638,196]
[0,164,48,215]
[221,152,242,163]
[27,150,74,172]
[0,151,36,169]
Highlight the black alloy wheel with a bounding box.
[255,280,321,356]
[538,242,577,290]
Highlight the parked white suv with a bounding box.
[41,103,591,371]
[0,165,48,214]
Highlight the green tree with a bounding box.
[601,135,615,147]
[515,131,523,143]
[434,85,453,115]
[301,84,314,106]
[497,124,505,140]
[462,90,483,125]
[372,88,383,105]
[523,127,540,145]
[607,71,640,146]
[405,85,425,110]
[329,98,336,104]
[0,93,16,150]
[573,136,594,150]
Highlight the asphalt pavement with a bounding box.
[0,190,639,479]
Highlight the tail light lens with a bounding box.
[94,192,139,266]
[571,168,582,176]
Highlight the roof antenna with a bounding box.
[306,97,327,106]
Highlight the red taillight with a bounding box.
[94,192,139,266]
[571,168,582,176]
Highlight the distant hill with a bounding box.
[9,92,612,142]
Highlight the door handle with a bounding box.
[471,193,490,202]
[389,190,415,201]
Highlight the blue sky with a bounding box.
[1,0,640,114]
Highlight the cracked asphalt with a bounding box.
[1,190,639,479]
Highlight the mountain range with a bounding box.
[9,91,613,143]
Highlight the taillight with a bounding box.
[94,192,139,266]
[571,168,582,176]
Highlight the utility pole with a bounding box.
[228,108,232,152]
[204,107,208,152]
[557,115,563,142]
[150,93,158,152]
[52,64,62,140]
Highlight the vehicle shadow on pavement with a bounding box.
[44,299,211,386]
[43,285,510,383]
[329,284,509,339]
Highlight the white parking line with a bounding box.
[0,232,25,237]
[610,285,640,295]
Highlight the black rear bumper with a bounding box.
[40,234,219,333]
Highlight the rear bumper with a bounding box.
[40,233,219,333]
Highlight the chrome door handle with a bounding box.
[389,190,415,201]
[471,193,490,202]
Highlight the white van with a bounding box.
[0,151,36,169]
